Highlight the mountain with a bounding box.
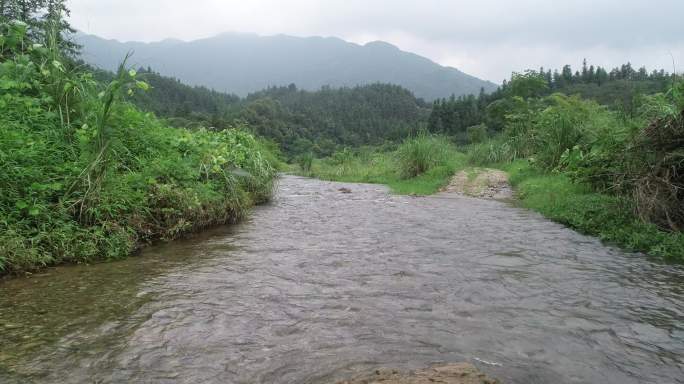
[76,32,498,100]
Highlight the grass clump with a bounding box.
[395,134,453,178]
[0,20,277,274]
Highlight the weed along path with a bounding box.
[1,176,683,383]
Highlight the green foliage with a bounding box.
[105,75,429,158]
[466,124,488,144]
[427,60,676,138]
[507,70,548,99]
[239,84,429,157]
[0,20,276,274]
[467,137,517,165]
[0,0,79,55]
[504,161,684,261]
[301,136,466,196]
[115,67,241,128]
[465,77,684,259]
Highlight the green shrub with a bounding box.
[466,124,489,144]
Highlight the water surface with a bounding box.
[1,176,683,383]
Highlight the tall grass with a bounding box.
[466,137,517,165]
[396,134,453,178]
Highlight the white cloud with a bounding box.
[67,0,684,82]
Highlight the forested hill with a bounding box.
[239,84,429,155]
[76,32,498,100]
[124,68,241,125]
[93,67,428,157]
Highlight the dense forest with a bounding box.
[238,84,429,156]
[428,60,677,141]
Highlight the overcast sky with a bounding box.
[68,0,684,83]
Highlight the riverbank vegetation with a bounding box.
[502,161,684,259]
[298,135,465,195]
[461,70,684,259]
[0,16,276,274]
[301,70,684,260]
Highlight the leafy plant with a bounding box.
[0,19,276,274]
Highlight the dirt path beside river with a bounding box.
[439,168,512,200]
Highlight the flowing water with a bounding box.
[1,176,683,384]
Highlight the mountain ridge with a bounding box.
[76,32,498,100]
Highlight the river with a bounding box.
[1,176,682,383]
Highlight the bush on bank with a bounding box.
[0,21,276,274]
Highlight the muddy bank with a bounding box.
[337,363,500,384]
[440,168,512,200]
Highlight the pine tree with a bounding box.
[553,70,563,87]
[562,65,573,84]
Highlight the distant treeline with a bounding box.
[428,60,678,141]
[112,61,677,156]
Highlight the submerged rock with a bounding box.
[336,363,500,384]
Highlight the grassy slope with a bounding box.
[502,160,684,260]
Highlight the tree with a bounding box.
[581,59,589,82]
[562,65,573,84]
[0,0,77,55]
[553,70,563,87]
[596,67,609,86]
[508,70,548,99]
